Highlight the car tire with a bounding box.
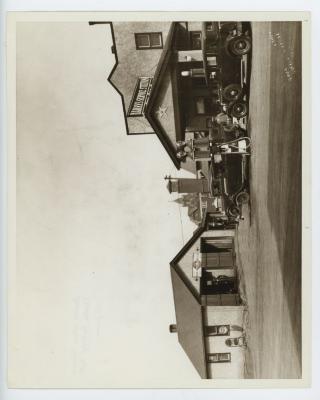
[230,101,248,118]
[223,83,243,102]
[229,35,252,56]
[236,191,250,205]
[227,205,240,218]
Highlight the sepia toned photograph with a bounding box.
[92,19,301,379]
[7,12,310,388]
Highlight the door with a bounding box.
[201,237,234,268]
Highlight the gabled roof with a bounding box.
[144,23,183,169]
[170,211,208,270]
[91,21,186,167]
[89,21,130,135]
[170,267,207,378]
[169,213,209,378]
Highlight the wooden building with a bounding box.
[90,21,251,174]
[169,214,246,378]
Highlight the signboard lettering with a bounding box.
[127,77,153,117]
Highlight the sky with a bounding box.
[10,21,204,387]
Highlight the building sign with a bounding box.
[127,77,153,117]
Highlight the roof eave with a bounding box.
[144,22,181,169]
[170,212,209,267]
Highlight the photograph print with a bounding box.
[93,19,302,379]
[10,14,308,388]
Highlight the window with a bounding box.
[190,31,202,50]
[195,97,221,116]
[207,56,217,67]
[135,33,163,50]
[195,97,212,115]
[195,97,205,114]
[207,353,231,363]
[205,325,230,337]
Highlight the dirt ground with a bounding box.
[236,22,302,378]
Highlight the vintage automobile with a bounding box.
[201,272,237,295]
[201,21,252,120]
[175,133,250,222]
[209,137,251,220]
[173,21,252,225]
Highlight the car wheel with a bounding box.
[223,83,243,102]
[227,205,240,218]
[236,191,250,205]
[231,101,248,118]
[229,35,252,56]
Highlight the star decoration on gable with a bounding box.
[156,105,168,119]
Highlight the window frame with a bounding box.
[135,32,163,50]
[207,352,231,363]
[194,97,209,115]
[189,30,202,50]
[194,97,221,116]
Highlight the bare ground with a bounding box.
[236,22,302,378]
